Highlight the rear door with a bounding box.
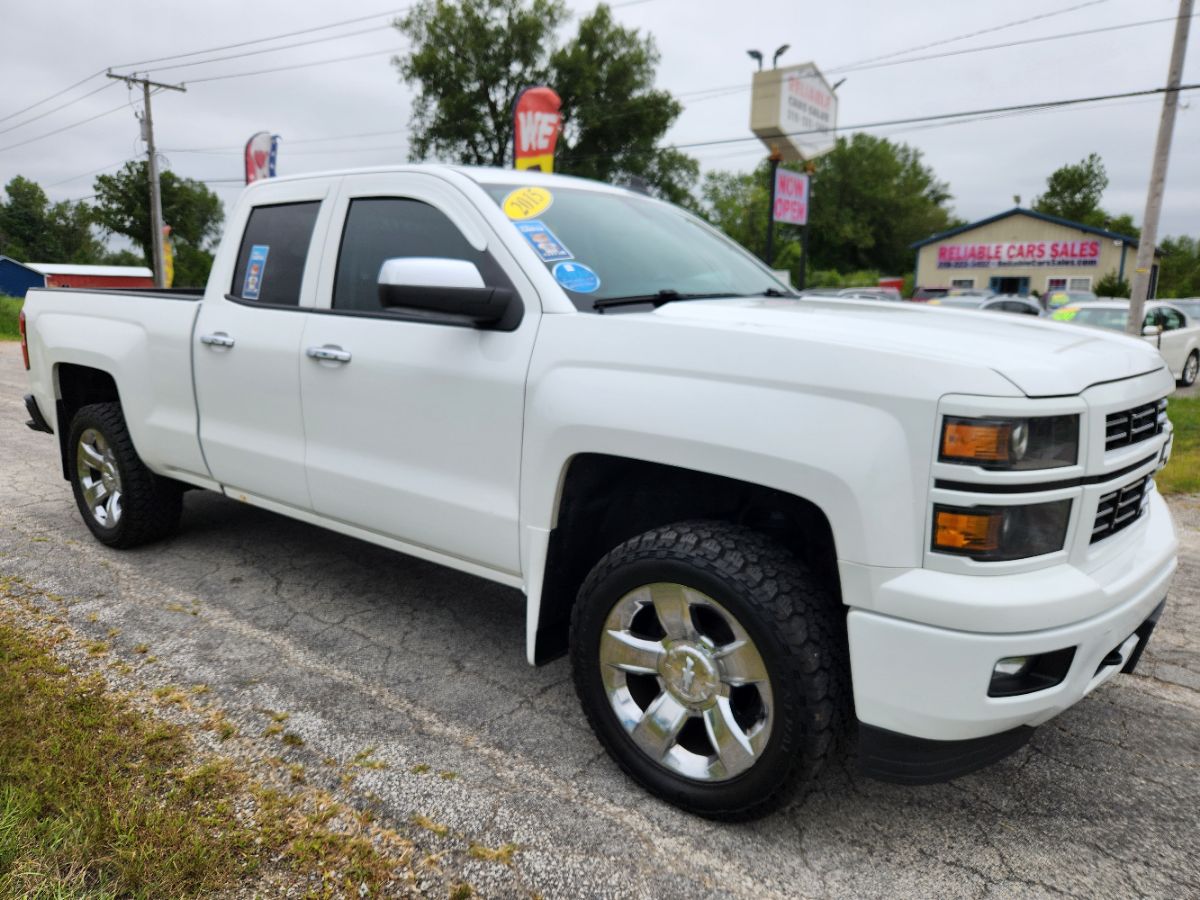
[297,172,539,575]
[194,180,334,508]
[1156,306,1189,373]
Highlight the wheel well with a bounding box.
[54,364,120,480]
[534,453,841,664]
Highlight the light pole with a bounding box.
[747,49,763,71]
[772,44,790,68]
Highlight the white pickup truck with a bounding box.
[20,165,1179,819]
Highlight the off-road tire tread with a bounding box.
[69,402,182,548]
[570,519,849,821]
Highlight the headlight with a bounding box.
[940,415,1078,470]
[932,500,1072,561]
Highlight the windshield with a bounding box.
[1070,307,1130,330]
[483,183,790,311]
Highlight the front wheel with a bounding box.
[1180,351,1199,387]
[68,402,182,548]
[570,521,848,820]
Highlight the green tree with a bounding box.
[0,176,104,263]
[549,5,696,203]
[1157,235,1200,298]
[1094,271,1131,298]
[392,0,697,201]
[1033,153,1109,224]
[91,162,223,286]
[700,135,954,280]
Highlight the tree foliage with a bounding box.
[393,0,696,202]
[1094,270,1131,298]
[92,162,224,286]
[1033,152,1108,224]
[700,134,954,282]
[1158,235,1200,299]
[0,176,104,263]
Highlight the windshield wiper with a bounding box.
[592,290,740,312]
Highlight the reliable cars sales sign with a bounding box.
[936,241,1101,269]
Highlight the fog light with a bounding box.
[993,656,1031,678]
[987,647,1076,697]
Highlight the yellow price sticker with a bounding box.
[503,186,553,220]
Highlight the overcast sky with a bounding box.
[2,0,1197,238]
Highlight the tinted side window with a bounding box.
[333,198,511,313]
[1161,308,1184,330]
[231,201,321,306]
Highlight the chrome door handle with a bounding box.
[306,345,352,363]
[200,332,235,348]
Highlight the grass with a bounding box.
[0,295,20,341]
[1160,394,1200,495]
[0,601,419,898]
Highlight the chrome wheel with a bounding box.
[76,428,123,527]
[1185,353,1199,386]
[599,583,773,782]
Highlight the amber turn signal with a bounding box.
[933,509,1002,553]
[941,420,1012,463]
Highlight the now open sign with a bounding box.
[773,169,809,225]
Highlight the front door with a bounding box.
[298,174,539,575]
[194,193,326,509]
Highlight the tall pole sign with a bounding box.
[749,62,836,287]
[513,86,562,172]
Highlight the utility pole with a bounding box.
[106,72,186,289]
[765,146,781,268]
[1126,0,1192,335]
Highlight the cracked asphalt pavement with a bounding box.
[2,343,1198,899]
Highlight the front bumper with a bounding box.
[846,490,1177,747]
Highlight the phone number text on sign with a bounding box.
[773,169,809,225]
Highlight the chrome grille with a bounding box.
[1092,476,1151,544]
[1105,399,1167,452]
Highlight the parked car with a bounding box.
[836,286,903,302]
[1061,300,1200,386]
[910,286,948,302]
[1044,289,1097,313]
[19,165,1179,819]
[981,295,1043,316]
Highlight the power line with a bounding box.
[45,157,136,188]
[187,45,405,84]
[135,24,394,76]
[836,0,1110,69]
[0,70,107,126]
[0,99,134,154]
[668,83,1200,154]
[0,81,117,138]
[110,6,412,70]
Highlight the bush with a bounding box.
[0,295,22,340]
[1095,271,1131,298]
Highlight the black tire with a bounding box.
[67,402,182,548]
[1180,350,1199,387]
[570,520,848,820]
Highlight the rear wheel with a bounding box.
[570,520,847,820]
[1180,351,1199,387]
[68,402,182,548]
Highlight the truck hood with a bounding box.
[648,297,1166,397]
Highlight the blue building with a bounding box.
[0,256,46,298]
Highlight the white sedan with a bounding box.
[1057,300,1200,386]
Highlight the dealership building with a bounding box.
[912,208,1159,297]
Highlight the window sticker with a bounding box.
[514,219,573,262]
[242,244,269,300]
[552,261,600,294]
[502,186,553,220]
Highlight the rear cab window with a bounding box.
[231,201,321,306]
